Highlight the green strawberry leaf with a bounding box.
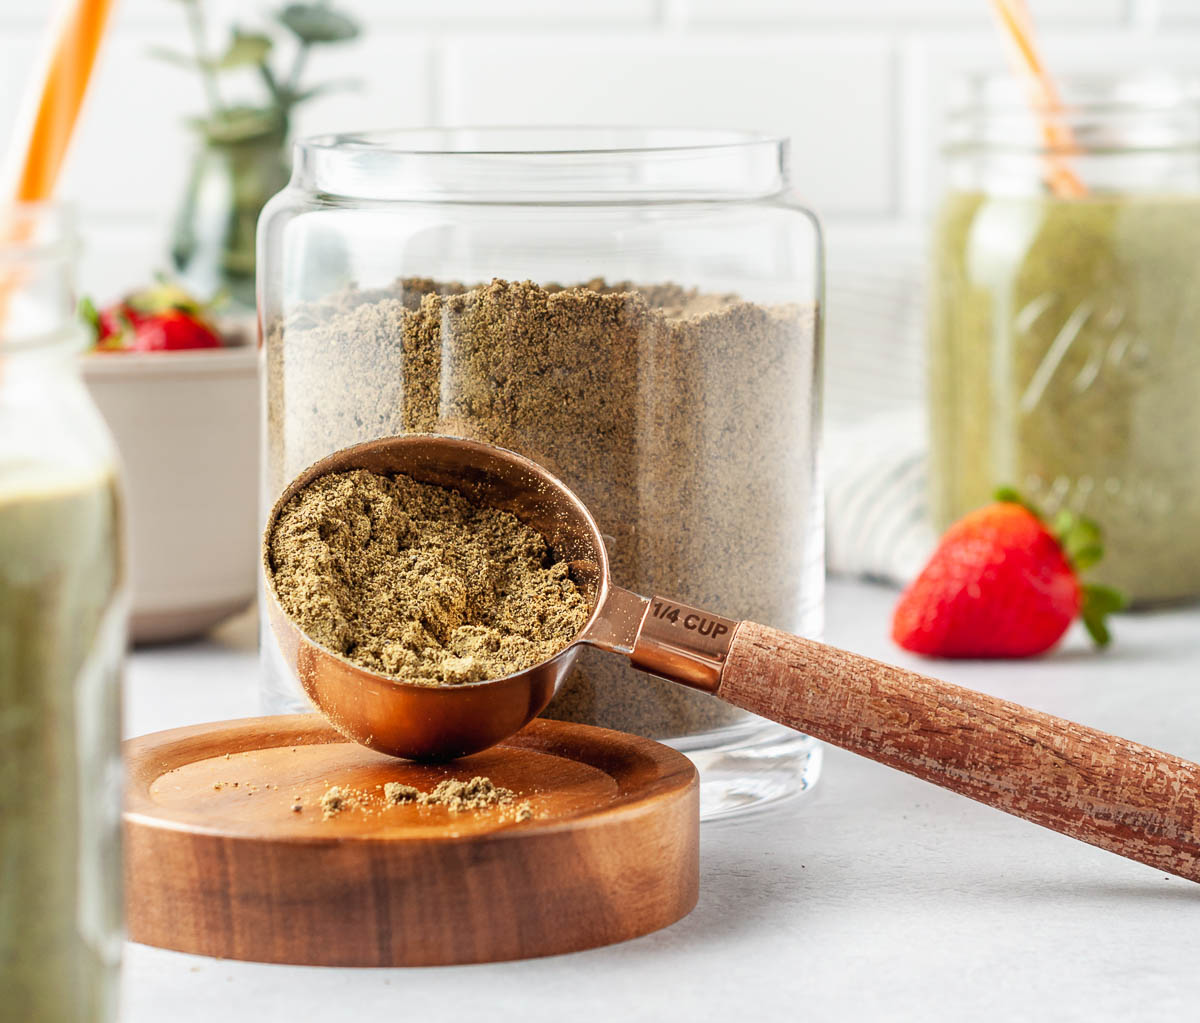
[1054,511,1104,574]
[78,295,100,334]
[993,486,1044,519]
[1070,543,1104,572]
[1081,584,1127,648]
[996,486,1112,577]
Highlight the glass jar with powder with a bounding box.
[0,204,125,1021]
[930,74,1200,604]
[258,129,824,816]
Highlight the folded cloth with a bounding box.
[825,408,935,587]
[821,230,933,587]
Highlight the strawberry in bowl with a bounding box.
[81,281,222,353]
[78,282,257,643]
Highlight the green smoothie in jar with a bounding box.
[0,465,124,1021]
[929,75,1200,604]
[0,202,126,1022]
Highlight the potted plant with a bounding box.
[158,0,359,308]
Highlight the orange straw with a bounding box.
[1,0,115,335]
[8,0,116,201]
[988,0,1088,198]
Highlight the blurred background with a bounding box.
[4,0,1197,637]
[1,0,1195,419]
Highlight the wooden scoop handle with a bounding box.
[718,621,1200,882]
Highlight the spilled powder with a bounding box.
[319,785,360,820]
[417,776,515,812]
[267,468,590,685]
[383,782,420,804]
[321,777,536,821]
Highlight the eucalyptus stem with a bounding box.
[183,0,224,113]
[286,40,311,94]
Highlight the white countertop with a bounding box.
[122,579,1200,1023]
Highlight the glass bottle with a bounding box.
[258,128,825,816]
[0,203,125,1021]
[171,127,290,310]
[930,74,1200,604]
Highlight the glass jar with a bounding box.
[258,128,824,816]
[930,74,1200,604]
[0,204,125,1019]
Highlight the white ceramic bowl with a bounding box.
[82,344,259,643]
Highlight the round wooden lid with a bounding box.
[124,714,699,966]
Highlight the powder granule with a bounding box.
[417,776,516,812]
[319,777,531,821]
[383,782,420,805]
[319,785,359,820]
[267,469,590,686]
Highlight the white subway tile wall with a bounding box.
[0,0,1186,310]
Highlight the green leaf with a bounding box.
[993,485,1023,505]
[276,4,360,44]
[1062,518,1100,557]
[1051,508,1074,537]
[147,44,207,68]
[1081,609,1111,647]
[1080,583,1127,649]
[1048,508,1107,574]
[1070,543,1104,572]
[217,29,274,69]
[992,485,1043,519]
[78,295,100,333]
[1083,584,1126,615]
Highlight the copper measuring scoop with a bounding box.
[264,434,1200,882]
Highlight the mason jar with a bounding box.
[930,74,1200,604]
[258,128,824,816]
[0,203,125,1020]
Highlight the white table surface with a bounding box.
[122,579,1200,1023]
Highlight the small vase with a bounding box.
[170,130,290,310]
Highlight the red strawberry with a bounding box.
[80,296,133,350]
[81,283,223,353]
[97,303,130,340]
[127,309,222,352]
[892,488,1124,658]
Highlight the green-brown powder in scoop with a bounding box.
[267,468,590,685]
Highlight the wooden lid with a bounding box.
[124,714,699,966]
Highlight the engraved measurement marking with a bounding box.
[650,601,730,640]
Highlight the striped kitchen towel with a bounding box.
[822,228,934,586]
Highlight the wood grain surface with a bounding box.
[124,715,699,966]
[720,622,1200,882]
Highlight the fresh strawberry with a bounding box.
[126,309,222,352]
[97,304,129,339]
[79,296,133,350]
[892,488,1124,658]
[81,281,223,353]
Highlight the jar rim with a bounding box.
[0,201,77,263]
[1,202,82,353]
[297,126,785,157]
[950,71,1200,111]
[944,71,1200,156]
[288,126,790,202]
